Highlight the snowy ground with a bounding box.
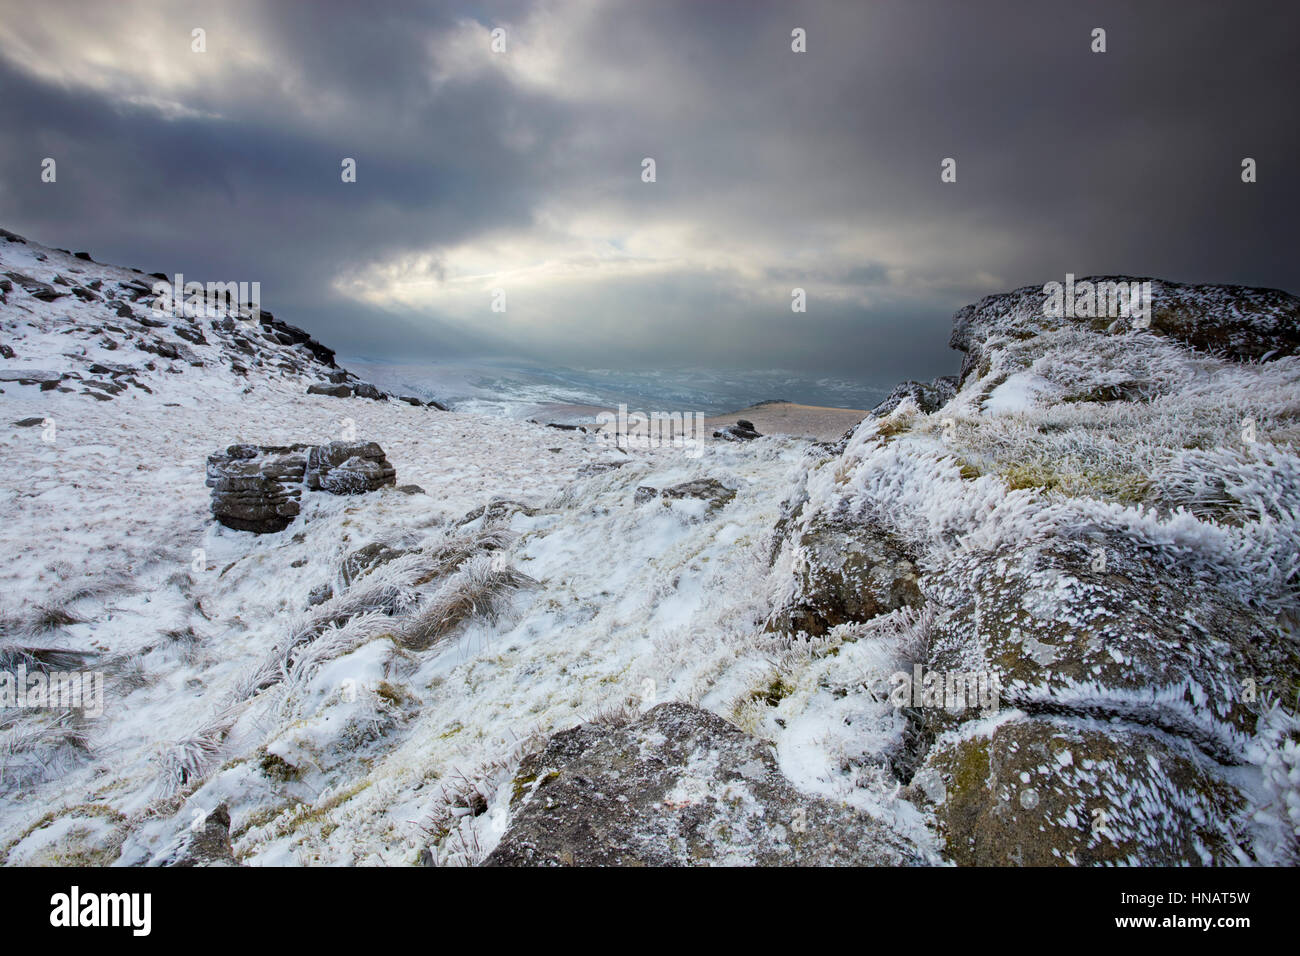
[1,381,940,865]
[0,234,935,865]
[7,234,1294,867]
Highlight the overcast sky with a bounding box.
[1,0,1296,385]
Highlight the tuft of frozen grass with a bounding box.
[25,602,84,633]
[159,625,205,664]
[101,649,151,692]
[420,726,546,867]
[278,610,396,704]
[405,528,516,587]
[399,554,538,651]
[1153,443,1300,525]
[0,713,91,790]
[50,569,137,606]
[0,640,96,673]
[153,707,239,798]
[234,529,520,703]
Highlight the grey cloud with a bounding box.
[0,0,1295,387]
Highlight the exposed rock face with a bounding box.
[173,324,207,346]
[661,478,736,512]
[485,703,927,866]
[307,383,351,398]
[766,277,1300,865]
[306,583,334,608]
[633,479,736,514]
[305,441,396,495]
[205,443,310,533]
[340,541,408,586]
[395,394,448,409]
[714,418,762,441]
[458,499,538,525]
[254,310,337,367]
[0,230,401,409]
[206,441,396,533]
[351,382,386,401]
[870,376,957,417]
[3,271,64,302]
[0,369,62,384]
[156,806,238,867]
[950,277,1300,385]
[768,513,924,636]
[576,460,627,478]
[905,717,1248,866]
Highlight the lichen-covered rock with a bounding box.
[485,702,927,866]
[951,277,1300,385]
[768,512,923,636]
[905,716,1250,866]
[919,536,1298,762]
[768,275,1300,866]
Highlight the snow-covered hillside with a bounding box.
[1,230,934,865]
[1,229,1296,867]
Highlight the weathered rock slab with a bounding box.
[486,702,926,866]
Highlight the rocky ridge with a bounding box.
[0,228,444,409]
[755,276,1300,865]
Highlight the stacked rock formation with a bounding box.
[206,440,397,533]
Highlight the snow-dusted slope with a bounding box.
[1,231,936,865]
[3,229,1296,867]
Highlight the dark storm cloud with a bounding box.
[0,0,1295,386]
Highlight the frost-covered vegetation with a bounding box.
[769,281,1300,864]
[1,235,1296,866]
